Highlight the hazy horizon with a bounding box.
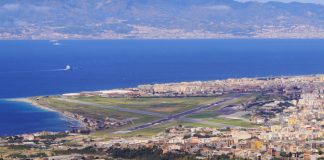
[238,0,324,5]
[1,0,324,39]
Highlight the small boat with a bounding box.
[65,65,71,71]
[53,42,61,46]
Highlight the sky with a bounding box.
[237,0,324,5]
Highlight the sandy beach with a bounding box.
[9,98,58,113]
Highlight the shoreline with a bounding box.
[8,98,58,113]
[1,74,323,136]
[1,73,323,100]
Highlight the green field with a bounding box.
[187,94,257,119]
[33,94,258,138]
[92,121,215,139]
[35,97,157,121]
[102,117,258,140]
[76,96,224,115]
[201,118,258,128]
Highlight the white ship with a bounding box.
[53,42,61,46]
[64,65,71,71]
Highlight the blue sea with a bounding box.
[0,100,73,136]
[0,39,323,135]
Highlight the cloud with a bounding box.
[105,17,127,24]
[237,0,324,5]
[203,5,232,11]
[1,3,51,12]
[2,3,20,11]
[15,20,29,26]
[96,0,113,9]
[28,4,52,12]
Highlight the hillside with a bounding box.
[1,0,324,39]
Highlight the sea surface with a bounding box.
[0,39,323,135]
[0,100,74,136]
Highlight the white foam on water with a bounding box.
[0,67,71,74]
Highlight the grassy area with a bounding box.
[33,94,257,139]
[76,96,223,115]
[202,118,258,128]
[186,94,258,119]
[186,112,218,119]
[35,97,159,122]
[92,120,216,139]
[185,101,235,119]
[0,146,51,159]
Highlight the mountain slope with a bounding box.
[1,0,324,39]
